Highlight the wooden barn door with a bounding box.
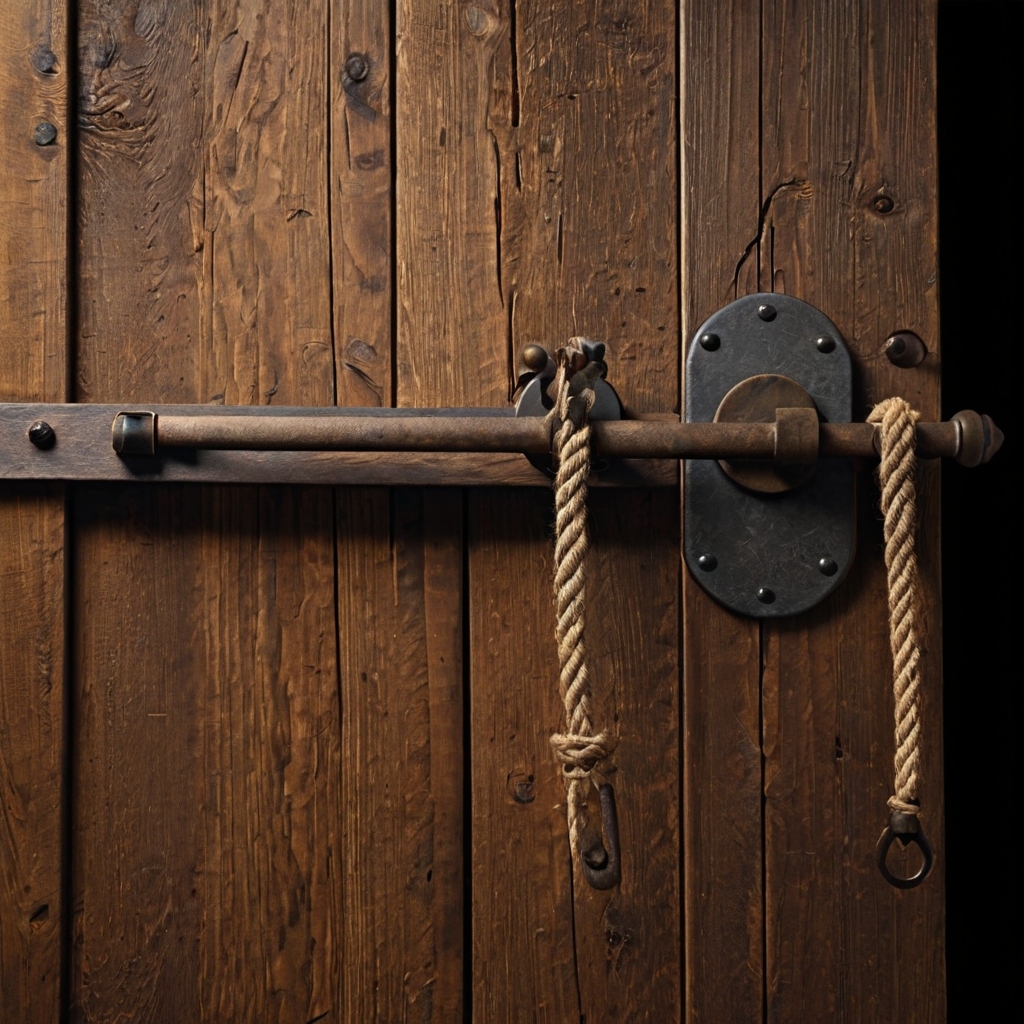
[1,1,945,1021]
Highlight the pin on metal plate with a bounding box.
[684,293,855,618]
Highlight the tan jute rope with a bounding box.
[548,340,613,864]
[868,397,923,819]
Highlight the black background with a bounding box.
[939,1,1016,1016]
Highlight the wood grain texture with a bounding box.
[395,0,508,407]
[334,6,468,1016]
[679,2,765,1020]
[336,487,464,1022]
[683,2,944,1021]
[408,0,684,1017]
[72,3,343,1020]
[332,0,392,407]
[759,2,944,1020]
[0,2,68,1021]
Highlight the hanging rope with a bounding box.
[869,396,933,888]
[548,339,618,887]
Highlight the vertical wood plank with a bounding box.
[0,1,68,1020]
[336,487,464,1022]
[397,0,682,1017]
[332,0,392,407]
[336,4,468,1017]
[759,2,944,1020]
[679,2,765,1021]
[395,0,507,408]
[73,3,343,1020]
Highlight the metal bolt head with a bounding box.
[699,333,720,351]
[344,53,369,82]
[818,557,839,577]
[28,420,56,449]
[697,554,718,571]
[757,587,776,604]
[873,194,895,214]
[815,335,836,353]
[521,344,549,371]
[34,122,57,146]
[757,304,777,322]
[885,331,927,368]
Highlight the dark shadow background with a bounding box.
[939,2,1016,1016]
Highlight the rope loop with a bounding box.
[868,396,932,888]
[548,338,617,884]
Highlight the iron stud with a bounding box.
[28,421,56,449]
[34,122,57,146]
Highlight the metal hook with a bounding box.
[579,783,622,890]
[876,809,933,889]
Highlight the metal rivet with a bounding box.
[757,587,775,604]
[816,335,836,353]
[697,554,718,571]
[344,53,369,82]
[34,122,57,146]
[885,332,927,369]
[28,421,56,449]
[873,194,895,214]
[757,304,776,322]
[699,333,720,351]
[818,557,838,577]
[521,344,549,371]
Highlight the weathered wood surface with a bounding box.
[680,1,765,1018]
[398,0,681,1018]
[0,0,954,1020]
[0,2,67,1021]
[71,2,344,1020]
[682,1,945,1021]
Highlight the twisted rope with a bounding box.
[549,339,612,863]
[868,397,923,819]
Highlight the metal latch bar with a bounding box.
[109,407,997,463]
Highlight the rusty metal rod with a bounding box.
[140,409,1001,466]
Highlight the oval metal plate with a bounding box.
[684,293,855,617]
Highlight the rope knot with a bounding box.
[550,730,612,779]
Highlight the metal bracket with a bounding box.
[684,293,855,618]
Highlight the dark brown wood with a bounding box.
[398,0,685,1017]
[72,3,343,1020]
[338,6,468,1017]
[759,2,945,1020]
[684,2,946,1022]
[332,0,393,408]
[335,487,465,1021]
[0,2,68,1021]
[680,1,765,1019]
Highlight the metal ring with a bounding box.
[876,823,933,889]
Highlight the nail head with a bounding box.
[699,333,720,351]
[816,336,836,353]
[757,587,776,604]
[28,421,56,449]
[757,304,777,322]
[697,554,718,571]
[818,557,839,577]
[34,122,57,146]
[344,53,369,82]
[885,332,927,369]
